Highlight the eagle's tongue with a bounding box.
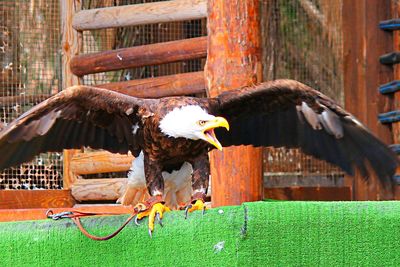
[205,129,217,142]
[204,128,223,151]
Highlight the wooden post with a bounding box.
[343,0,394,200]
[205,0,263,207]
[60,0,82,190]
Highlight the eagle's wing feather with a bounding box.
[212,79,398,188]
[0,85,153,170]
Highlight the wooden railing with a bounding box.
[63,0,207,202]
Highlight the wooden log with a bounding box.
[71,178,127,201]
[61,0,82,190]
[205,0,263,207]
[70,151,133,175]
[0,190,75,209]
[0,94,52,107]
[343,0,394,200]
[72,0,207,31]
[70,37,207,76]
[97,71,206,98]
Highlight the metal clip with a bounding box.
[46,210,73,220]
[133,203,147,213]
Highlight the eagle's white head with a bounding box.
[159,105,229,150]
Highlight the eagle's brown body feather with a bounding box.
[140,97,213,194]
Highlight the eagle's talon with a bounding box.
[135,201,170,237]
[184,204,192,219]
[155,212,163,227]
[134,215,141,226]
[184,199,206,219]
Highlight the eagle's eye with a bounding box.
[198,120,207,126]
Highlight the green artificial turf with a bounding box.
[1,201,400,266]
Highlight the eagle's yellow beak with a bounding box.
[202,117,229,151]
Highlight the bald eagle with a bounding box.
[0,79,398,233]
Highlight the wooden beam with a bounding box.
[61,0,82,190]
[97,71,206,98]
[70,37,207,76]
[205,1,263,207]
[70,151,133,175]
[0,205,131,222]
[72,0,207,31]
[343,0,394,200]
[0,190,75,209]
[264,187,352,201]
[71,178,127,201]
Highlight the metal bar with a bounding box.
[378,110,400,123]
[379,80,400,94]
[379,19,400,31]
[380,52,400,65]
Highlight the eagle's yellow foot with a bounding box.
[184,192,207,219]
[134,196,170,237]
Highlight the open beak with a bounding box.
[202,117,229,151]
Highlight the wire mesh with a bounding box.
[0,0,345,190]
[0,0,62,190]
[260,0,345,187]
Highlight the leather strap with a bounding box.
[46,196,165,241]
[47,209,139,241]
[71,213,136,241]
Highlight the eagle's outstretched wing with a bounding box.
[0,86,154,170]
[212,79,399,188]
